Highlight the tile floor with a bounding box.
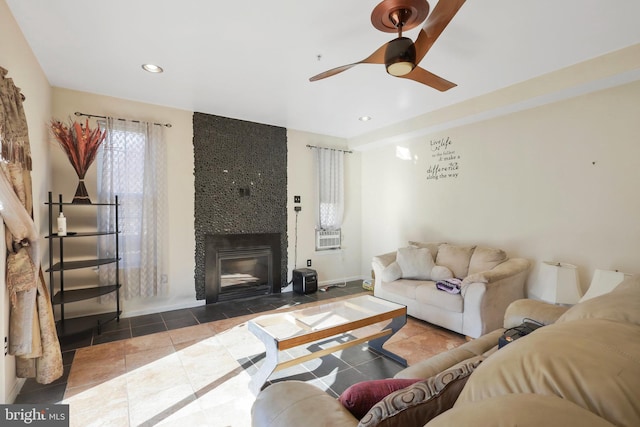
[14,281,466,426]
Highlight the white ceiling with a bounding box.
[7,0,640,139]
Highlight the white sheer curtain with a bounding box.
[314,147,344,230]
[97,118,168,299]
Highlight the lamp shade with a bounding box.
[539,261,582,304]
[579,269,628,302]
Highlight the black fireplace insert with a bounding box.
[205,233,282,303]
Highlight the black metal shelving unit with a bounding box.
[45,192,121,337]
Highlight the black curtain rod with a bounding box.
[74,111,172,128]
[306,144,352,154]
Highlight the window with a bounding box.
[313,147,345,250]
[97,118,168,299]
[97,123,145,268]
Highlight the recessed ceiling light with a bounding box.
[359,116,372,122]
[142,64,163,73]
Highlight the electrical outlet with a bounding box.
[294,206,301,212]
[294,195,301,203]
[307,259,312,267]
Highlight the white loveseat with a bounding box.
[372,242,530,338]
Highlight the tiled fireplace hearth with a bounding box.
[205,233,282,303]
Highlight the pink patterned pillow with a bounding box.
[338,378,422,419]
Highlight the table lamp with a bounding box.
[580,269,628,302]
[539,261,582,305]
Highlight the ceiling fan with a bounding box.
[309,0,466,91]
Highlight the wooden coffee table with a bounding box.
[247,295,407,393]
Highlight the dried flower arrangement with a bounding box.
[49,118,107,203]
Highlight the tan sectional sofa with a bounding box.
[372,242,530,338]
[251,275,640,427]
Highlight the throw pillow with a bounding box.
[396,246,435,280]
[467,246,507,276]
[435,244,476,279]
[338,378,422,419]
[358,358,482,427]
[381,261,403,283]
[430,265,454,282]
[408,241,444,260]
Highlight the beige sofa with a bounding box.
[372,242,530,338]
[251,275,640,427]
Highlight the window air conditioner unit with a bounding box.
[316,229,341,250]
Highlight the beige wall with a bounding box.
[0,0,52,403]
[51,88,196,317]
[285,130,362,288]
[359,78,640,299]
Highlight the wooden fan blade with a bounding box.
[399,66,456,91]
[414,0,466,64]
[309,42,389,82]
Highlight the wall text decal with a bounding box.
[427,136,461,181]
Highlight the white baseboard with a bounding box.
[318,275,366,286]
[120,299,205,319]
[121,276,367,319]
[7,377,25,404]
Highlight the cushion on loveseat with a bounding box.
[383,246,454,282]
[358,356,483,427]
[467,246,508,276]
[381,262,403,282]
[426,394,616,427]
[396,246,435,279]
[435,244,476,278]
[408,241,443,260]
[338,378,422,419]
[415,284,463,312]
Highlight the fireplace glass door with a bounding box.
[217,247,272,301]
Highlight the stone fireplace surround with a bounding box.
[193,112,288,301]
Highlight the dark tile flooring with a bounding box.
[14,280,371,404]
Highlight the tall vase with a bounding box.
[73,178,91,204]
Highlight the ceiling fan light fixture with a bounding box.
[387,61,414,77]
[385,37,416,76]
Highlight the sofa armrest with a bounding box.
[461,258,530,338]
[372,251,397,287]
[252,381,358,427]
[372,251,396,270]
[462,258,530,286]
[503,298,569,329]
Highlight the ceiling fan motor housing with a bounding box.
[385,37,416,76]
[371,0,430,33]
